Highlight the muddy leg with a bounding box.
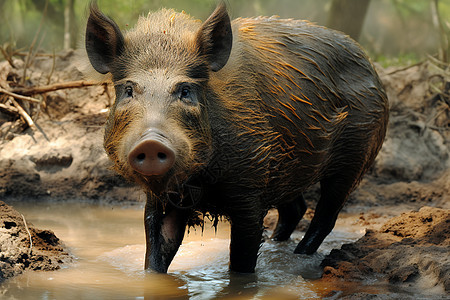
[294,176,353,254]
[229,208,265,273]
[144,193,190,273]
[271,194,307,241]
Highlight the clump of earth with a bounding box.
[0,51,449,296]
[0,201,72,281]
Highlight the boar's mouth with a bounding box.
[137,170,205,210]
[163,174,205,209]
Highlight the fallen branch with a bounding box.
[10,98,35,128]
[15,52,63,58]
[0,87,41,103]
[12,80,99,96]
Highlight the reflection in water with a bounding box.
[0,201,360,299]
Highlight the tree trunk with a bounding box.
[431,0,449,62]
[64,0,77,50]
[326,0,371,41]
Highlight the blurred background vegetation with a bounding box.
[0,0,449,66]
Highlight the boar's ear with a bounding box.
[196,3,232,72]
[85,2,124,74]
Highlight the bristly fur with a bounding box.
[114,9,206,82]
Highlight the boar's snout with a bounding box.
[128,130,176,176]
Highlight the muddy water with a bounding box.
[0,202,364,299]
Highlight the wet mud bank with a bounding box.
[320,206,449,297]
[0,201,72,281]
[0,52,449,296]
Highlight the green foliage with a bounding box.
[392,0,430,16]
[376,53,422,68]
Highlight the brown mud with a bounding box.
[320,206,449,298]
[0,52,449,296]
[0,201,72,281]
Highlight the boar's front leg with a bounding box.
[228,199,265,273]
[144,193,190,273]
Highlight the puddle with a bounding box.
[0,201,366,299]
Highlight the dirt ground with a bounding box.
[0,51,449,296]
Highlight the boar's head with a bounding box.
[85,3,232,196]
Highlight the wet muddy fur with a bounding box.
[85,3,388,273]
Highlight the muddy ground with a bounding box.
[0,52,449,296]
[0,201,72,281]
[320,206,449,298]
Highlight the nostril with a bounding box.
[128,134,176,176]
[157,152,167,161]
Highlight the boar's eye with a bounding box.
[115,81,136,104]
[125,85,133,98]
[179,85,197,105]
[181,87,190,99]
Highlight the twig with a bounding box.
[15,52,63,58]
[0,87,41,103]
[101,82,113,106]
[429,81,450,96]
[427,55,450,70]
[429,125,450,131]
[12,80,99,96]
[386,60,426,75]
[21,214,33,255]
[0,103,19,114]
[46,50,56,85]
[0,46,16,68]
[10,98,35,128]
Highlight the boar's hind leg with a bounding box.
[294,176,353,254]
[271,194,307,241]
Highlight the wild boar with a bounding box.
[85,3,388,273]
